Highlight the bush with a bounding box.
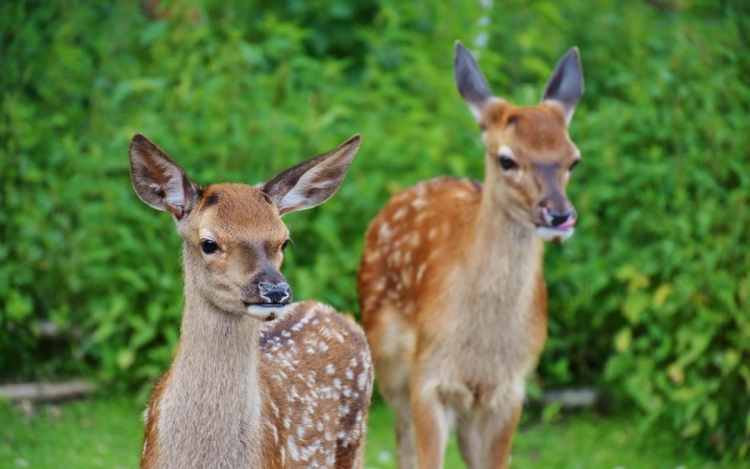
[1,0,748,459]
[535,1,750,458]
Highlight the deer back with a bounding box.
[259,301,373,468]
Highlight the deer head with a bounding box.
[455,42,584,242]
[129,134,361,320]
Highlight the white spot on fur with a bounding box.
[389,251,402,265]
[416,263,427,283]
[404,251,412,263]
[410,233,420,247]
[378,222,394,243]
[288,438,300,461]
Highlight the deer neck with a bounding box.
[175,288,261,385]
[156,247,264,468]
[455,172,544,318]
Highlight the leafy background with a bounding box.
[1,0,748,460]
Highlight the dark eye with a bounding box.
[570,159,581,171]
[200,239,219,254]
[281,239,291,252]
[499,155,519,170]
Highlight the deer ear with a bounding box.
[259,134,361,216]
[129,134,200,221]
[541,47,584,124]
[455,41,494,122]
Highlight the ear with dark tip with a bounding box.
[259,134,361,216]
[128,134,200,221]
[541,47,584,124]
[455,41,494,122]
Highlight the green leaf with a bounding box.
[614,328,632,353]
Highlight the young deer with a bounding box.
[358,43,584,469]
[129,133,373,469]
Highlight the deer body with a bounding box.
[130,134,373,469]
[143,300,370,469]
[358,44,584,469]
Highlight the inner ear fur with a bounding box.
[128,134,200,220]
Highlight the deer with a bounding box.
[357,42,584,469]
[128,133,374,469]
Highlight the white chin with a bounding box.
[245,304,290,321]
[536,226,575,243]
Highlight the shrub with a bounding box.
[1,0,748,459]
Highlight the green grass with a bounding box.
[366,403,739,469]
[0,397,141,469]
[0,396,741,469]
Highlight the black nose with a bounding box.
[258,282,291,305]
[548,208,576,227]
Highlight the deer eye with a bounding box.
[569,159,581,171]
[200,239,219,254]
[498,155,519,171]
[281,239,291,252]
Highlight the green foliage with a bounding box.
[1,0,748,459]
[535,1,750,459]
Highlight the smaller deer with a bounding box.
[129,133,373,469]
[358,42,584,469]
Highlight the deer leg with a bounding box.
[411,387,450,469]
[483,401,522,469]
[384,392,417,469]
[395,413,417,469]
[456,413,485,469]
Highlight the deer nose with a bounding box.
[543,207,577,229]
[258,282,291,305]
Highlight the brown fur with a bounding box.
[130,134,373,469]
[358,46,583,469]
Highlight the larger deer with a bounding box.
[129,133,373,469]
[358,43,584,469]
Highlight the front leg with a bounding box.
[456,413,485,469]
[482,400,523,469]
[410,381,451,469]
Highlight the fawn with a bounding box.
[358,42,584,469]
[129,133,373,469]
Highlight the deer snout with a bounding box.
[258,282,292,305]
[542,206,577,230]
[535,203,577,243]
[242,274,293,321]
[242,272,293,306]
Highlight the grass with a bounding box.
[0,395,741,469]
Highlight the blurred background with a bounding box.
[1,0,749,467]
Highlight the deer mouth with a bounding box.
[535,207,576,242]
[245,303,290,321]
[535,225,575,242]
